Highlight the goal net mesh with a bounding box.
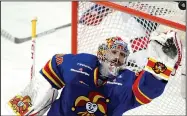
[75,1,186,115]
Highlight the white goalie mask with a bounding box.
[97,37,130,79]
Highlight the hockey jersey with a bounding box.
[40,53,167,116]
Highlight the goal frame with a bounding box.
[70,1,186,115]
[71,1,186,54]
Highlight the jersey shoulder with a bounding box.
[54,53,98,62]
[73,53,100,67]
[49,53,74,67]
[75,53,98,60]
[50,53,99,68]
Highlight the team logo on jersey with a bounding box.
[145,57,173,79]
[56,54,64,65]
[152,62,167,74]
[72,92,109,116]
[8,95,32,116]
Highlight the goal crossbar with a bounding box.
[94,1,186,31]
[71,1,186,54]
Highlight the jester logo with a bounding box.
[72,92,109,116]
[8,95,32,116]
[152,62,167,74]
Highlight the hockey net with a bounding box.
[72,1,186,115]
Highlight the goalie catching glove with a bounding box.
[7,73,58,116]
[144,30,182,81]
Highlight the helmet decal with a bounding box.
[97,36,129,61]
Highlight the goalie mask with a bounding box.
[97,36,130,78]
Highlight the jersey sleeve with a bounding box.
[112,70,168,115]
[40,54,73,89]
[132,70,167,105]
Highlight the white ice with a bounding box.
[1,2,71,115]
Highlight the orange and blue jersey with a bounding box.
[40,53,167,116]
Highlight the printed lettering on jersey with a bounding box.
[71,91,109,116]
[105,75,123,86]
[8,95,32,116]
[55,54,64,66]
[70,68,90,76]
[106,81,123,86]
[77,63,93,70]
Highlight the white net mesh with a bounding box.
[76,1,186,115]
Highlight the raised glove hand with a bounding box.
[144,30,182,80]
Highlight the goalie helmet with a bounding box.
[97,36,130,78]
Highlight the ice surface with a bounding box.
[1,2,71,115]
